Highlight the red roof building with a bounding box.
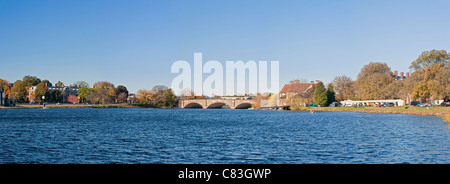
[278,80,319,106]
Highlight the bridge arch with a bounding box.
[179,99,257,109]
[207,102,232,109]
[184,102,205,109]
[235,103,253,109]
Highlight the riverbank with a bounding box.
[0,104,138,109]
[309,106,450,119]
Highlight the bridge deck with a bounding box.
[179,99,257,109]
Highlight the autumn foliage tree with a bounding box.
[136,86,178,108]
[67,94,79,104]
[22,75,41,87]
[356,62,394,100]
[332,75,356,101]
[0,78,11,98]
[34,82,50,103]
[10,80,27,102]
[408,49,449,101]
[137,89,153,104]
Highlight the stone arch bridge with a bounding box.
[179,99,257,109]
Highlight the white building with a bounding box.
[341,99,405,106]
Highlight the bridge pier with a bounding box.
[180,99,256,109]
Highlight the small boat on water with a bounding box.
[310,109,315,113]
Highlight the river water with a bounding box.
[0,108,448,164]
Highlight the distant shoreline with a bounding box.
[1,104,449,120]
[0,104,140,109]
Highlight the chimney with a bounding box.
[68,84,71,88]
[394,70,398,77]
[406,72,410,78]
[310,81,315,84]
[400,72,404,79]
[290,81,294,84]
[316,80,320,83]
[294,80,300,83]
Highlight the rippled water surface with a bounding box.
[0,108,449,164]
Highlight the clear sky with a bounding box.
[1,0,449,93]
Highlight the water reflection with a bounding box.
[0,108,448,164]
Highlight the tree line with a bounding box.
[136,85,177,108]
[0,77,131,105]
[332,49,449,103]
[1,75,180,108]
[288,49,449,108]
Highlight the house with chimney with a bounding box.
[48,84,80,102]
[393,70,409,80]
[278,80,320,106]
[27,84,81,103]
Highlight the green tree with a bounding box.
[55,81,64,87]
[34,82,50,103]
[116,85,128,96]
[51,90,63,103]
[23,75,41,87]
[326,83,336,105]
[73,81,89,88]
[41,80,52,87]
[10,80,27,102]
[164,89,177,107]
[77,87,91,103]
[313,81,327,107]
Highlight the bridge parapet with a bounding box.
[179,99,257,109]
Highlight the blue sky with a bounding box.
[1,0,449,93]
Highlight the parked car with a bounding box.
[441,101,450,107]
[343,103,353,107]
[329,102,342,107]
[410,101,420,106]
[308,103,318,107]
[386,102,395,107]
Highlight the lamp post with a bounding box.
[42,96,45,109]
[0,82,3,106]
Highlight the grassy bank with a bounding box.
[0,104,138,109]
[309,106,450,119]
[0,103,179,109]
